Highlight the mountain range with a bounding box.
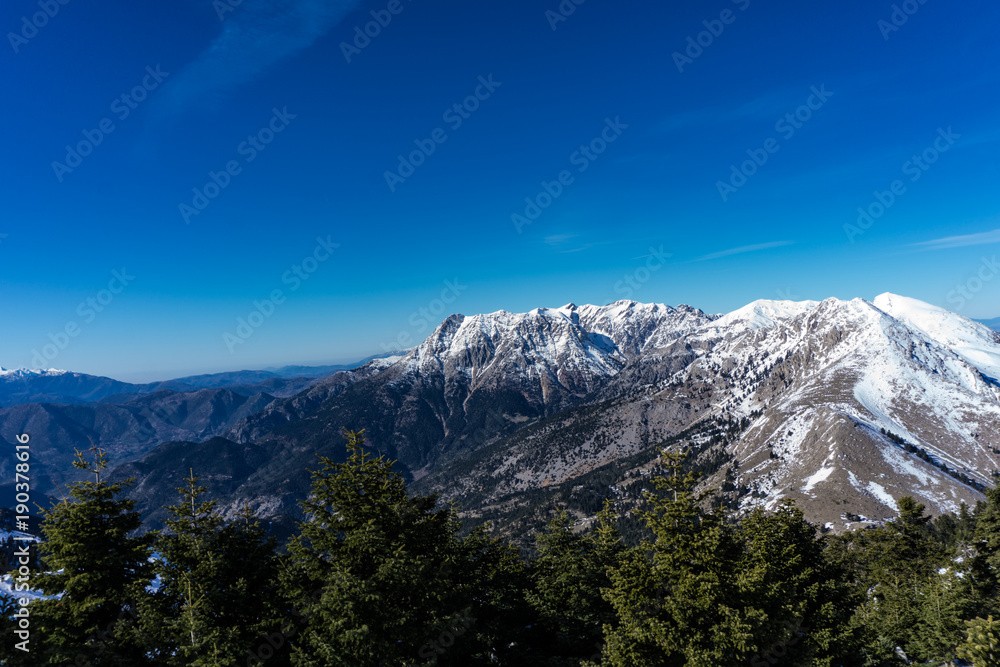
[5,294,1000,540]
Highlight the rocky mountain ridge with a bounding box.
[9,294,997,536]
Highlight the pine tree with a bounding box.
[736,500,862,666]
[140,471,288,666]
[973,485,1000,603]
[447,522,535,665]
[31,445,154,665]
[909,563,984,663]
[282,429,495,666]
[601,447,749,666]
[526,502,624,665]
[957,615,1000,666]
[844,496,946,664]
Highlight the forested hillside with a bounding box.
[4,431,1000,666]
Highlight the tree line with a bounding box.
[3,429,1000,665]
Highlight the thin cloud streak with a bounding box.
[155,0,360,118]
[910,228,1000,251]
[694,240,794,262]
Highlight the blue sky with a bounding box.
[1,0,999,380]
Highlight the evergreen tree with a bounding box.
[526,502,624,665]
[736,501,862,667]
[909,562,984,663]
[31,445,154,665]
[841,496,948,664]
[282,429,501,666]
[600,448,750,666]
[957,615,1000,666]
[446,523,534,665]
[140,471,288,666]
[973,485,1000,607]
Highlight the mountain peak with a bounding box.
[0,367,68,377]
[713,298,820,330]
[873,292,1000,379]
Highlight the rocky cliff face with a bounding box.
[111,294,1000,533]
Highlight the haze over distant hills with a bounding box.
[0,359,385,408]
[977,317,1000,332]
[5,295,1000,540]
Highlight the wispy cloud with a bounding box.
[910,228,1000,251]
[655,90,798,135]
[544,234,577,246]
[543,233,593,253]
[156,0,360,118]
[694,240,794,262]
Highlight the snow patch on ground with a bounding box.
[867,481,899,512]
[802,466,834,493]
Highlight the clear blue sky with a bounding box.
[1,0,998,380]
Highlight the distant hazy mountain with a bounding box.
[164,360,381,391]
[0,357,392,408]
[0,356,403,501]
[109,294,1000,535]
[976,317,1000,332]
[0,369,155,408]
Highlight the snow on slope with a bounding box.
[874,292,1000,381]
[708,299,820,331]
[402,301,716,383]
[0,368,67,377]
[680,295,1000,520]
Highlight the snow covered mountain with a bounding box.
[111,293,1000,533]
[687,295,1000,524]
[0,368,144,407]
[407,294,1000,532]
[400,301,715,404]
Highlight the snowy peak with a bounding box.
[392,299,719,410]
[710,298,820,331]
[874,292,1000,380]
[0,367,68,378]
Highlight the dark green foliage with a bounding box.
[957,614,1000,666]
[31,445,155,665]
[138,471,288,665]
[601,448,751,666]
[14,428,1000,666]
[525,503,624,665]
[282,429,528,666]
[736,501,862,666]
